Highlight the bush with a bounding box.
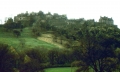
[0,43,19,72]
[20,48,48,72]
[47,48,72,67]
[13,29,21,37]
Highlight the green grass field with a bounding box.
[0,27,58,50]
[45,67,77,72]
[45,67,95,72]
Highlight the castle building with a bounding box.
[99,16,114,24]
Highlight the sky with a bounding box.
[0,0,120,27]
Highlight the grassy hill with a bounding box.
[0,27,58,51]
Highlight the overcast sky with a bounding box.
[0,0,120,27]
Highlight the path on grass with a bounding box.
[37,34,64,48]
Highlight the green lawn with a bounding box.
[0,27,58,51]
[45,67,77,72]
[0,37,57,50]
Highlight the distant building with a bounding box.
[14,16,25,22]
[67,18,85,25]
[99,16,114,24]
[14,11,39,22]
[14,15,30,22]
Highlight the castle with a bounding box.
[99,16,114,24]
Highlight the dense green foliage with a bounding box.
[75,22,120,72]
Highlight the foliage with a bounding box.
[31,23,41,37]
[13,29,21,37]
[0,43,49,72]
[47,48,72,67]
[0,43,19,72]
[75,22,120,72]
[19,48,48,72]
[4,18,23,31]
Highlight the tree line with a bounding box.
[0,43,82,72]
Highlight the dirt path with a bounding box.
[37,34,64,48]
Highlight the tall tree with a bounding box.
[4,18,14,31]
[76,22,120,72]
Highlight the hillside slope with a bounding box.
[0,27,58,50]
[37,34,64,48]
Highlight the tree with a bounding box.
[47,48,59,65]
[28,15,35,27]
[4,18,14,31]
[4,18,23,32]
[38,11,45,19]
[0,43,19,72]
[76,22,120,72]
[47,48,71,67]
[31,22,41,38]
[20,48,48,72]
[13,29,21,37]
